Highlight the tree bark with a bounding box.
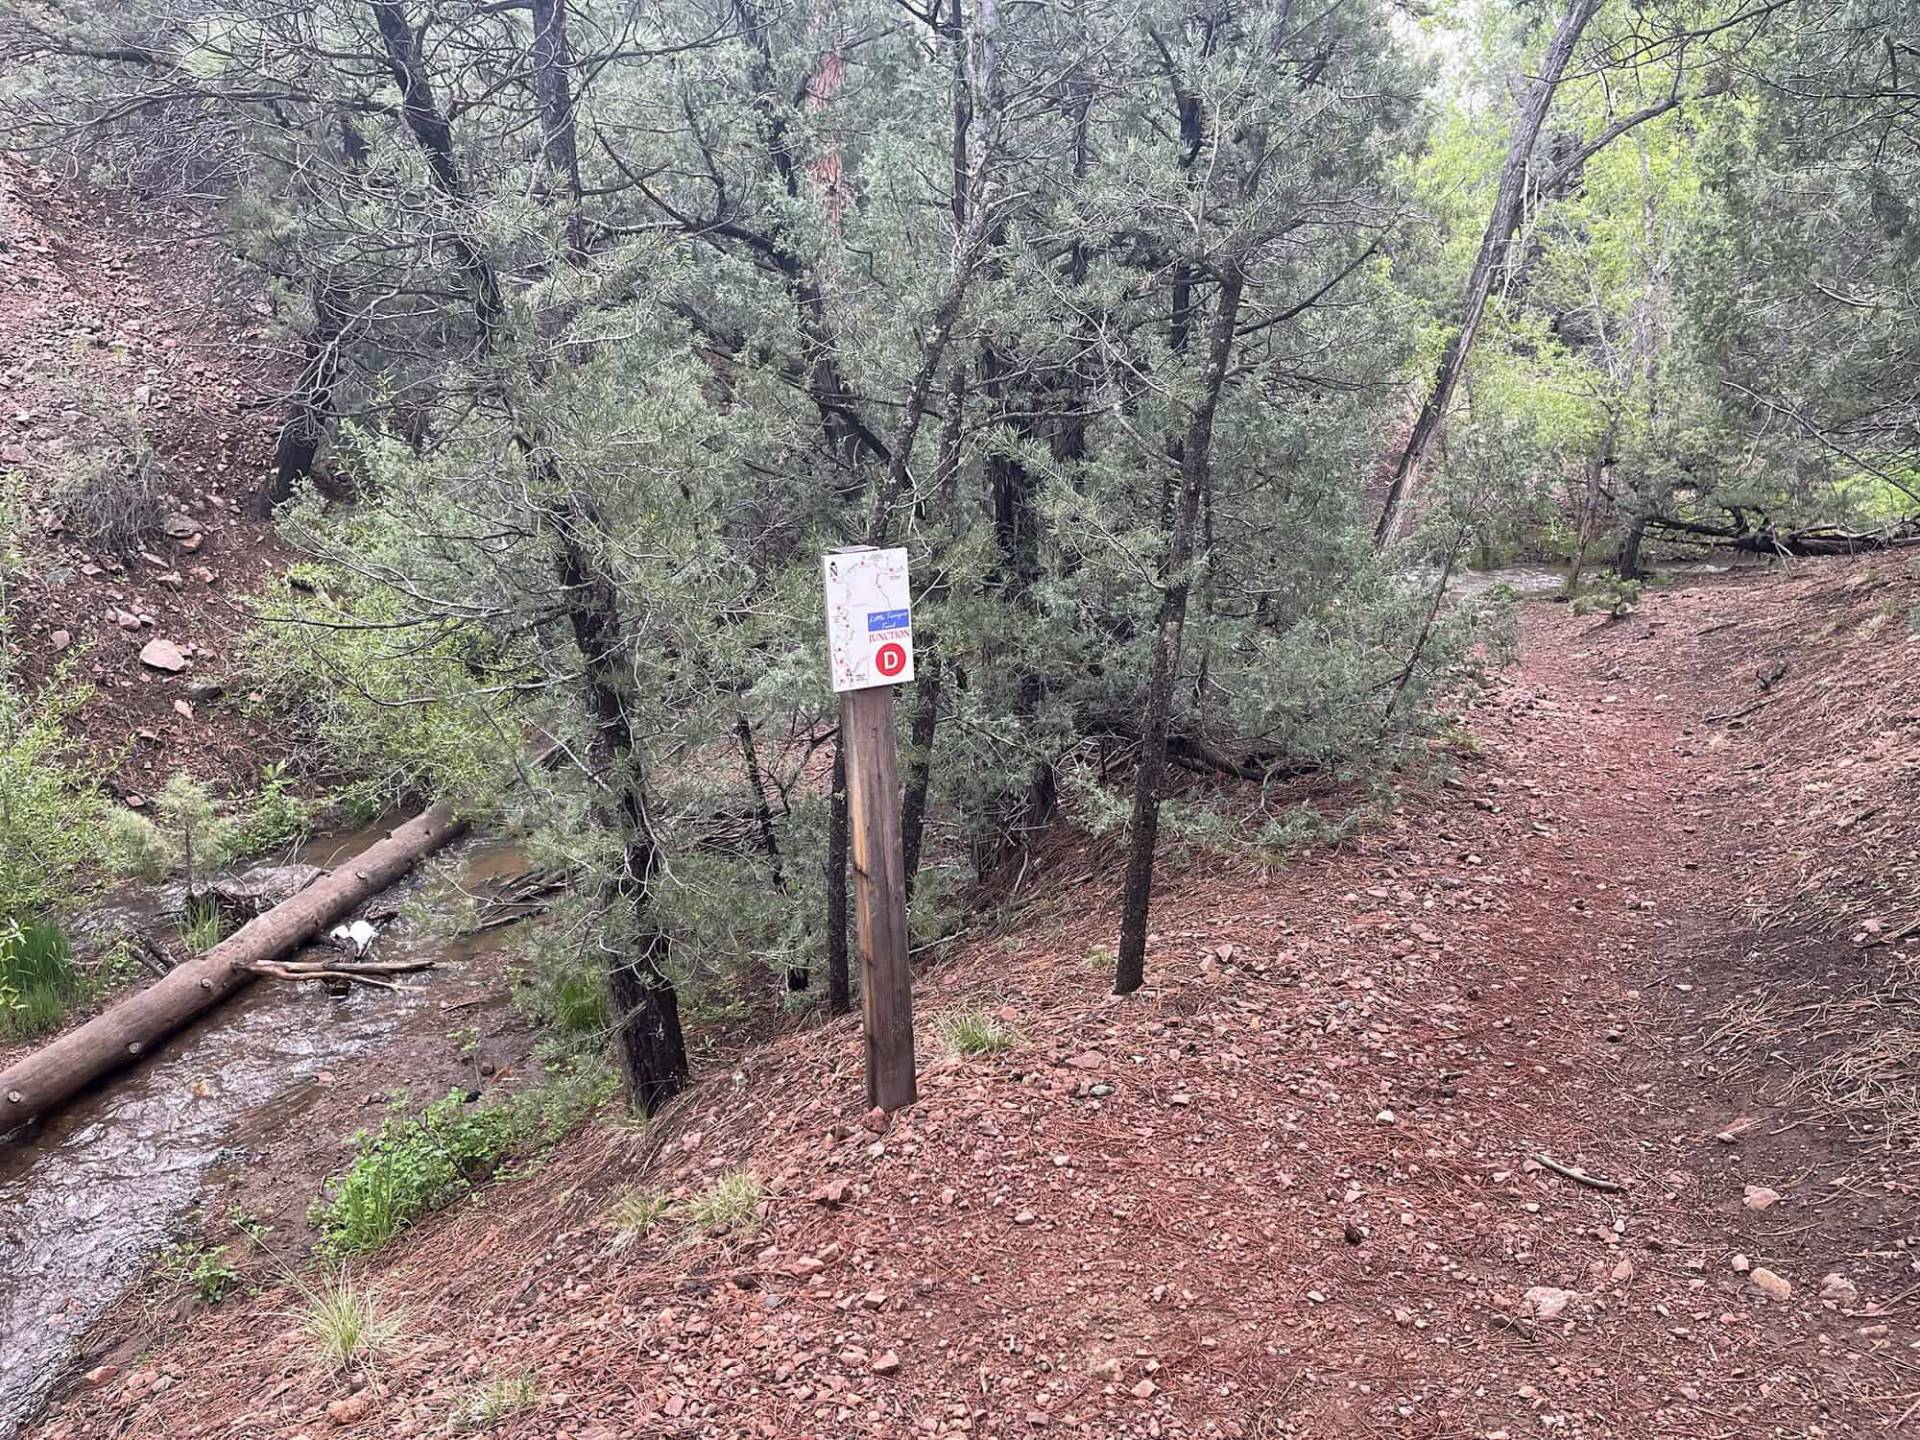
[528,0,585,256]
[550,488,689,1116]
[1563,413,1618,595]
[825,744,852,1015]
[1373,0,1603,548]
[1113,269,1245,996]
[264,277,345,514]
[0,805,465,1137]
[369,0,503,335]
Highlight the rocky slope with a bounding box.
[32,558,1920,1439]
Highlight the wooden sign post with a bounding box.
[822,546,918,1111]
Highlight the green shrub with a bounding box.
[100,808,171,882]
[241,566,520,816]
[158,1240,240,1305]
[0,677,102,924]
[235,760,313,855]
[100,774,239,888]
[514,932,608,1050]
[0,918,82,1040]
[313,1060,613,1255]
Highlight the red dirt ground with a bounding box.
[1,159,293,795]
[32,557,1920,1440]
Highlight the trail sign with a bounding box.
[823,546,914,693]
[820,544,919,1111]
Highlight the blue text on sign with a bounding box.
[867,609,910,633]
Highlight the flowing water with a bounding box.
[0,831,523,1439]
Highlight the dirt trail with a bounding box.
[33,565,1920,1440]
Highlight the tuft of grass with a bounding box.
[938,1008,1021,1057]
[450,1371,541,1430]
[293,1270,405,1371]
[178,895,225,955]
[682,1170,763,1236]
[607,1186,671,1246]
[0,919,82,1040]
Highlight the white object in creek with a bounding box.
[327,919,380,957]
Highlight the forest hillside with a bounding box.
[0,1,1915,1436]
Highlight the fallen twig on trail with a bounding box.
[1705,699,1770,725]
[1534,1154,1627,1192]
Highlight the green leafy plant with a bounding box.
[158,1240,240,1305]
[681,1170,762,1236]
[1570,575,1644,619]
[0,677,102,925]
[292,1270,405,1371]
[236,760,313,855]
[514,934,608,1050]
[313,1061,613,1255]
[937,1008,1021,1058]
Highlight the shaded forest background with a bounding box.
[0,0,1913,1109]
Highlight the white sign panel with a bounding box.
[823,546,914,693]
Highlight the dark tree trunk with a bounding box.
[549,485,688,1114]
[1373,0,1602,548]
[264,278,345,514]
[825,744,852,1015]
[899,661,940,899]
[1617,515,1647,578]
[369,0,502,334]
[1563,414,1618,596]
[1114,269,1245,997]
[528,0,586,257]
[734,709,802,991]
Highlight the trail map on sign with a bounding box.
[823,547,915,692]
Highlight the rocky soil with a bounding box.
[30,557,1920,1440]
[1,159,293,793]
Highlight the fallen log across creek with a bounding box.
[0,804,467,1137]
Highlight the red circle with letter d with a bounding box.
[875,642,907,678]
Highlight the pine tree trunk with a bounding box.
[1374,0,1602,548]
[1114,270,1245,996]
[551,488,688,1114]
[899,661,941,900]
[528,0,586,256]
[826,745,852,1015]
[264,278,344,514]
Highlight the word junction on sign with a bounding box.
[822,546,915,693]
